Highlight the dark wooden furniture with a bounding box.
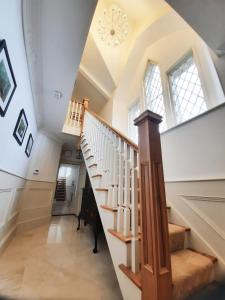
[77,173,103,253]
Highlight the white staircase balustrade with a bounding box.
[62,100,84,136]
[82,110,140,274]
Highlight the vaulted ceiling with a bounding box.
[75,0,170,107]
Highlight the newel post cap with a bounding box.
[134,110,162,127]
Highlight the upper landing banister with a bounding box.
[86,109,138,151]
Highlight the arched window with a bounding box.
[143,62,167,131]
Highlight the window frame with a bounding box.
[166,49,209,126]
[138,45,224,139]
[143,60,168,132]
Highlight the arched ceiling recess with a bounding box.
[80,0,170,96]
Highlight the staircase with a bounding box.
[55,177,66,201]
[64,99,218,300]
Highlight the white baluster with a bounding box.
[124,143,130,207]
[130,148,140,273]
[117,207,124,233]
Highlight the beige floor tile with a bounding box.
[0,216,122,300]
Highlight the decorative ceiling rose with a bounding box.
[97,4,129,47]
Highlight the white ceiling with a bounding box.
[23,0,97,142]
[103,0,169,24]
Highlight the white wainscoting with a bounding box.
[0,170,57,251]
[182,195,225,241]
[0,171,25,253]
[17,180,56,231]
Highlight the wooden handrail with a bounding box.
[134,110,172,300]
[86,109,138,151]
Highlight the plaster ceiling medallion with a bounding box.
[97,4,129,47]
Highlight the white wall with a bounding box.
[0,1,63,243]
[26,130,62,182]
[0,0,37,178]
[161,104,225,181]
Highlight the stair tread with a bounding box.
[109,223,189,247]
[119,249,216,296]
[119,264,141,290]
[172,249,216,300]
[108,229,141,243]
[96,188,108,191]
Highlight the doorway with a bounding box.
[52,163,80,216]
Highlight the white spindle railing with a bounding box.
[63,100,84,135]
[82,110,140,273]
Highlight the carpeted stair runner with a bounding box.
[168,223,215,300]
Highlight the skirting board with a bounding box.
[17,215,51,232]
[0,225,17,255]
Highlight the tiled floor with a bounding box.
[0,216,123,300]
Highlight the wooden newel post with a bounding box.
[134,110,172,300]
[82,98,89,110]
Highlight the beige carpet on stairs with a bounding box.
[172,249,215,300]
[169,224,186,253]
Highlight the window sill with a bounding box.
[161,102,225,136]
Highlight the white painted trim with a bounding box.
[179,195,225,203]
[20,205,51,212]
[28,188,52,192]
[8,211,19,222]
[79,65,112,100]
[0,168,57,183]
[17,215,51,232]
[165,177,225,183]
[0,188,12,193]
[181,195,225,241]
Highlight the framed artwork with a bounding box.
[25,134,34,157]
[13,109,28,145]
[0,39,17,117]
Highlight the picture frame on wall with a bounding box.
[25,134,34,157]
[13,109,28,145]
[0,39,17,117]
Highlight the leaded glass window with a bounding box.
[169,54,207,123]
[144,62,167,131]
